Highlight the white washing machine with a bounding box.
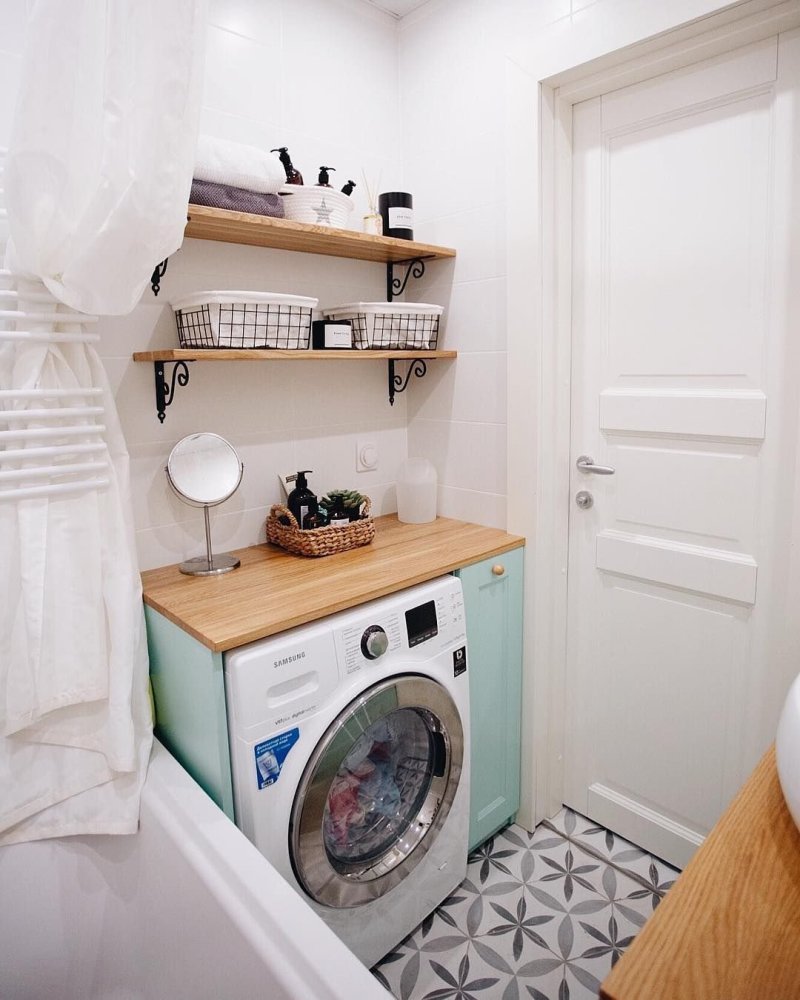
[224,575,470,967]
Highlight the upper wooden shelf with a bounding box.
[184,204,457,264]
[133,348,457,363]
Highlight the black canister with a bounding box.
[378,192,413,240]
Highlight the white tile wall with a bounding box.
[1,0,744,568]
[0,0,405,571]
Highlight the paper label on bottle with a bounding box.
[388,206,414,230]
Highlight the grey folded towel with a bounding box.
[190,179,285,218]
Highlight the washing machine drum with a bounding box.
[289,674,464,909]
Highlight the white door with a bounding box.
[563,32,800,868]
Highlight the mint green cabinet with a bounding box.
[145,606,235,819]
[456,548,524,852]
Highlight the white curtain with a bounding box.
[0,0,206,844]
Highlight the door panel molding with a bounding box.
[600,389,767,439]
[596,530,758,604]
[600,35,777,132]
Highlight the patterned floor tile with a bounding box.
[545,808,680,901]
[373,814,682,1000]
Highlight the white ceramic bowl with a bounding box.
[776,671,800,831]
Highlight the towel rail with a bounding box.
[0,478,110,502]
[0,309,98,323]
[0,388,103,400]
[0,442,106,462]
[0,425,106,442]
[0,330,100,344]
[0,461,109,483]
[0,406,104,422]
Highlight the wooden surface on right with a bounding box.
[601,746,800,1000]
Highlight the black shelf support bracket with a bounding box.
[154,360,191,423]
[388,358,427,406]
[150,258,169,296]
[386,257,426,301]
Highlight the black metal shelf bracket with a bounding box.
[151,258,169,296]
[386,258,426,301]
[154,360,191,423]
[388,358,427,406]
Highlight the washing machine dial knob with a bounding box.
[361,625,389,660]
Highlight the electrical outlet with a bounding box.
[356,440,378,473]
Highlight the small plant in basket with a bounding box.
[320,489,367,521]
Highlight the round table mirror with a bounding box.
[166,432,244,576]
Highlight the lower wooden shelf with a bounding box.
[131,348,457,422]
[132,348,456,362]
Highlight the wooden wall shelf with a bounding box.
[132,350,457,422]
[133,349,456,363]
[184,205,456,265]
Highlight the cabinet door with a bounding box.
[457,548,524,850]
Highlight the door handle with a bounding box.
[576,455,615,475]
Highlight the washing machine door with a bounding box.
[289,673,464,909]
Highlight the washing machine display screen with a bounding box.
[405,600,438,647]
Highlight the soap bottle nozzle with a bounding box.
[271,147,303,185]
[318,166,335,187]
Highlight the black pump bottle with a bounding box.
[271,147,303,185]
[317,166,335,187]
[287,470,318,529]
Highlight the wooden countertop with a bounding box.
[141,515,524,652]
[601,747,800,1000]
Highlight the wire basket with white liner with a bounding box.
[171,291,318,349]
[280,185,354,229]
[322,302,443,350]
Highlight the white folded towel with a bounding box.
[194,134,285,195]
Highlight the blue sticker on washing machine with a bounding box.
[254,728,299,789]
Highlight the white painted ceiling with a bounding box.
[363,0,431,18]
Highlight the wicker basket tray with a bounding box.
[266,499,375,557]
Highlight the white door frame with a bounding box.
[507,0,800,831]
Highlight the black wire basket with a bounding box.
[172,292,317,349]
[323,302,442,350]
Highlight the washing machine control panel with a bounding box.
[361,624,389,660]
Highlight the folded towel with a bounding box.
[190,179,285,218]
[194,135,285,195]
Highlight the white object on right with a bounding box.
[396,458,437,524]
[776,672,800,834]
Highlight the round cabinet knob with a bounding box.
[492,564,505,577]
[361,625,389,660]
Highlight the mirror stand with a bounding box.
[179,504,242,577]
[165,432,244,577]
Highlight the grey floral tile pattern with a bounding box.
[372,809,680,1000]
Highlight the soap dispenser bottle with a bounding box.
[287,470,318,529]
[271,147,304,185]
[317,166,335,187]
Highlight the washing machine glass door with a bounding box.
[290,673,464,909]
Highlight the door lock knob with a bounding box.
[575,490,594,510]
